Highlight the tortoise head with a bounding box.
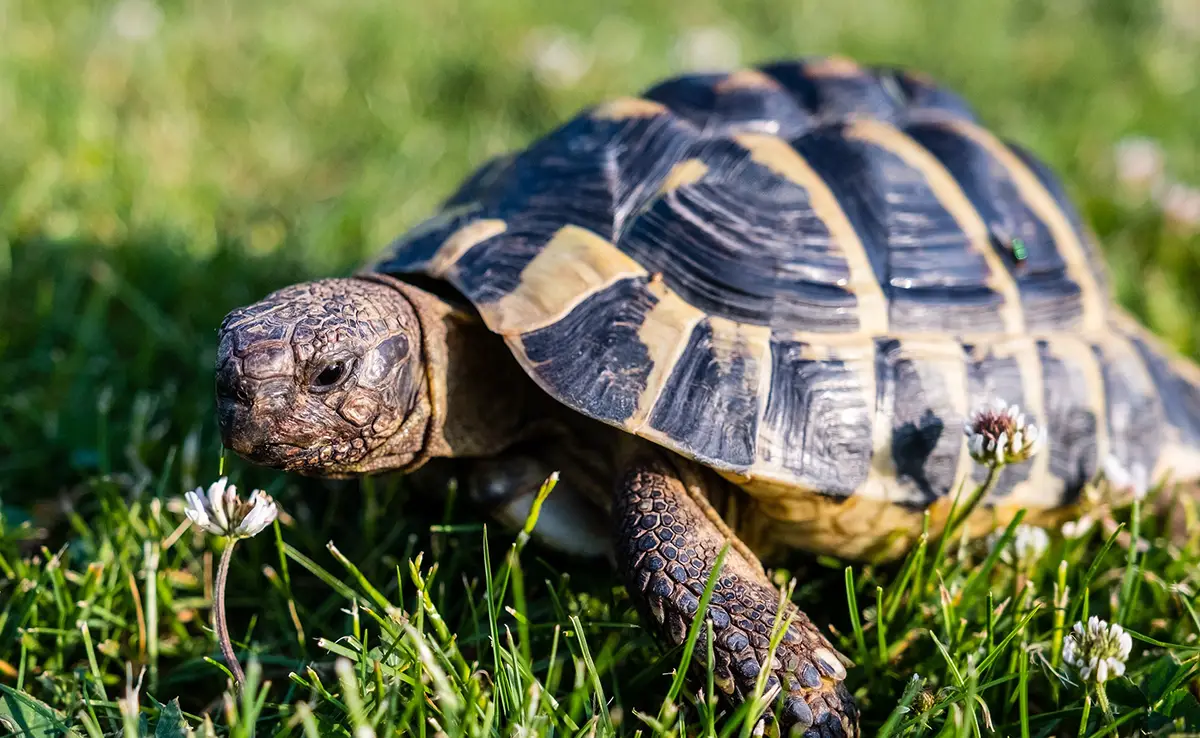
[214,277,430,476]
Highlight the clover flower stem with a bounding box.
[1117,497,1142,624]
[214,540,245,686]
[1096,682,1114,724]
[946,463,1001,540]
[1050,560,1069,702]
[1077,693,1091,737]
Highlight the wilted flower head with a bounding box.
[986,524,1050,567]
[184,477,278,539]
[964,398,1043,467]
[1062,616,1133,684]
[914,688,936,713]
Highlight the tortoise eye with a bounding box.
[312,360,349,390]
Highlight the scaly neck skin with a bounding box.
[363,275,534,471]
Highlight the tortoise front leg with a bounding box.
[614,452,859,737]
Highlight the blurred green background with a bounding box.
[2,0,1199,498]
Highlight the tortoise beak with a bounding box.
[215,362,277,459]
[216,393,259,459]
[215,379,308,469]
[214,332,300,468]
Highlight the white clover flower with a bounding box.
[1062,616,1133,684]
[522,27,592,89]
[184,477,278,539]
[1159,182,1200,236]
[986,524,1050,567]
[672,26,741,72]
[110,0,163,41]
[1113,136,1165,193]
[964,398,1044,467]
[1162,0,1200,41]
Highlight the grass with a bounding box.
[3,0,1200,735]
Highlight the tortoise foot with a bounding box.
[613,453,859,737]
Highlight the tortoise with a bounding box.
[213,56,1200,736]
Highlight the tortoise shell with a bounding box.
[374,56,1200,521]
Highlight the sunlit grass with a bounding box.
[6,466,1200,736]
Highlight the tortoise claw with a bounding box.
[614,453,859,737]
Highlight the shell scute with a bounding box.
[518,276,657,425]
[757,337,873,497]
[644,318,768,470]
[1037,338,1104,498]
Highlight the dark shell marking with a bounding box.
[375,56,1200,512]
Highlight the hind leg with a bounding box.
[613,450,859,737]
[465,455,611,559]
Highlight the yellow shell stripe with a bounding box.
[715,68,782,93]
[428,97,681,338]
[657,159,708,195]
[368,201,491,273]
[931,117,1108,334]
[480,225,648,335]
[734,132,889,336]
[843,119,1026,336]
[422,221,620,336]
[593,97,669,121]
[426,219,507,278]
[860,339,895,505]
[629,278,706,430]
[752,321,778,480]
[937,337,978,513]
[802,55,867,78]
[622,158,741,438]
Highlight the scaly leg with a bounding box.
[614,451,858,737]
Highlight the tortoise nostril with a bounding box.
[215,359,249,403]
